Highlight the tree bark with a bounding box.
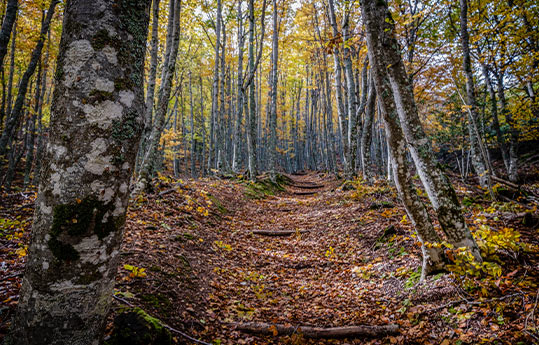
[139,0,181,183]
[459,0,491,190]
[361,0,447,275]
[0,0,17,71]
[8,0,151,343]
[361,0,481,261]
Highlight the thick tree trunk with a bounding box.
[361,0,481,261]
[0,0,17,71]
[361,0,449,275]
[8,0,151,343]
[0,0,58,157]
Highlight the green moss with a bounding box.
[244,174,289,199]
[114,77,134,91]
[207,194,228,214]
[88,89,114,104]
[47,237,79,261]
[77,269,103,284]
[48,197,121,262]
[91,29,119,51]
[51,197,116,239]
[106,307,172,345]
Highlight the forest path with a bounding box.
[205,172,416,344]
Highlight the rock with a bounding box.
[106,307,171,345]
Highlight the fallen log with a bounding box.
[252,230,309,237]
[233,322,399,338]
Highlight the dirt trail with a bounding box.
[204,173,414,344]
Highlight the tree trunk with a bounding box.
[0,0,57,156]
[8,0,151,343]
[361,0,452,275]
[481,63,509,173]
[139,0,181,183]
[268,0,279,180]
[139,0,160,167]
[361,0,481,261]
[0,0,17,71]
[360,75,376,179]
[459,0,491,190]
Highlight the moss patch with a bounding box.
[48,197,120,262]
[106,307,171,345]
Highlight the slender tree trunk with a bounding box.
[23,56,43,188]
[232,0,245,173]
[496,71,519,182]
[459,0,491,190]
[139,0,181,183]
[5,17,15,118]
[0,1,57,156]
[139,0,160,167]
[0,0,17,71]
[268,0,278,180]
[8,0,150,343]
[481,63,509,172]
[342,8,357,177]
[247,0,257,179]
[360,75,376,179]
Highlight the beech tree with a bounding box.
[7,0,151,343]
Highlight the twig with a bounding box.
[525,288,539,331]
[112,294,133,307]
[421,292,524,314]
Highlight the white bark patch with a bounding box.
[95,78,115,93]
[82,100,123,129]
[84,138,116,175]
[64,40,95,88]
[119,90,134,107]
[113,197,125,216]
[91,180,115,203]
[48,144,68,160]
[102,46,118,64]
[41,203,52,215]
[74,235,108,265]
[50,172,62,196]
[119,182,128,194]
[42,261,49,270]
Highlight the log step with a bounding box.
[233,322,399,339]
[252,230,309,237]
[291,184,324,189]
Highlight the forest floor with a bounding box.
[1,171,539,344]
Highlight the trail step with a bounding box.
[252,230,309,237]
[291,184,324,189]
[292,190,318,196]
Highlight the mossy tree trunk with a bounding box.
[361,0,482,262]
[8,1,151,344]
[361,0,446,275]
